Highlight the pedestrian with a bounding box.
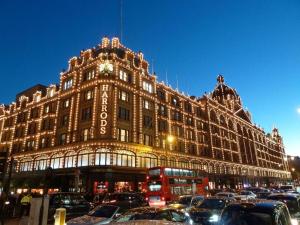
[20,193,31,216]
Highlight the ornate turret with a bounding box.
[211,75,241,106]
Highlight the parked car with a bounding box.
[235,190,256,200]
[66,205,122,225]
[111,206,193,224]
[219,200,298,225]
[267,193,300,221]
[279,185,295,192]
[246,187,270,194]
[168,195,205,209]
[101,192,147,210]
[215,192,237,199]
[187,197,234,225]
[48,192,91,222]
[256,191,272,199]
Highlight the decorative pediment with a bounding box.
[235,108,252,123]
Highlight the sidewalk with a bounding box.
[4,217,28,225]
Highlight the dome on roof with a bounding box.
[211,75,240,104]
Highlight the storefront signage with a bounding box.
[100,84,109,134]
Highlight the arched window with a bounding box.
[95,148,111,166]
[19,158,33,172]
[50,153,64,169]
[65,151,77,168]
[220,115,227,128]
[137,153,157,168]
[178,159,189,169]
[160,156,167,166]
[112,150,135,167]
[168,157,176,167]
[210,110,218,124]
[191,161,202,170]
[78,150,94,167]
[34,156,48,171]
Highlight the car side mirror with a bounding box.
[114,213,121,219]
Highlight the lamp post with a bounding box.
[166,135,175,167]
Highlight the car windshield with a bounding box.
[147,181,162,192]
[178,196,192,205]
[54,194,86,205]
[217,193,233,197]
[240,191,250,195]
[104,194,135,202]
[115,209,171,222]
[88,205,119,218]
[222,210,273,225]
[198,199,225,210]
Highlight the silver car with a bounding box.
[66,205,121,225]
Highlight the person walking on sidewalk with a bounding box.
[20,193,32,217]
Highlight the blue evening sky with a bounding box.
[0,0,299,155]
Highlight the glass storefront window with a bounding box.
[65,152,77,168]
[34,158,47,170]
[95,152,111,165]
[19,160,32,172]
[50,155,63,169]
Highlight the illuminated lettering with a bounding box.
[100,85,109,134]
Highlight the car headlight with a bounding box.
[208,214,219,223]
[291,218,298,225]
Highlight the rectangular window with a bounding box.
[25,140,35,151]
[143,134,152,146]
[63,78,73,90]
[82,128,89,141]
[59,133,66,145]
[158,120,167,132]
[119,70,128,82]
[83,69,95,81]
[117,128,129,142]
[118,90,129,102]
[143,115,152,128]
[81,107,92,121]
[61,115,69,127]
[142,81,153,93]
[158,105,167,116]
[40,137,50,148]
[143,99,152,110]
[172,111,182,121]
[84,90,94,100]
[118,107,130,120]
[62,99,70,108]
[186,117,193,126]
[157,89,165,101]
[30,108,39,119]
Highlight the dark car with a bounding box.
[102,192,147,210]
[48,192,91,222]
[111,206,192,224]
[256,192,272,199]
[219,200,298,225]
[267,193,300,221]
[187,197,234,225]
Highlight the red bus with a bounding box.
[145,166,209,206]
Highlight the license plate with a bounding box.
[149,196,160,201]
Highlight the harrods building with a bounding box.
[0,37,291,193]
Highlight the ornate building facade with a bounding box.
[0,37,290,192]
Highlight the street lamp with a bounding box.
[166,135,175,144]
